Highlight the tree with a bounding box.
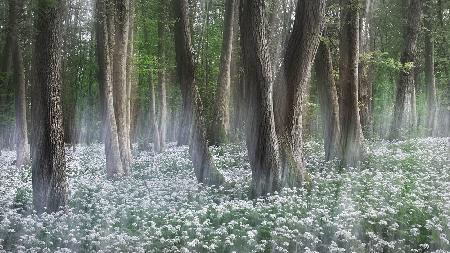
[338,0,363,166]
[12,0,29,168]
[315,39,341,161]
[240,0,282,197]
[31,0,68,213]
[390,0,422,140]
[275,0,326,185]
[359,0,376,136]
[423,0,438,136]
[113,0,132,174]
[210,0,235,145]
[149,67,161,152]
[240,0,325,197]
[155,0,168,153]
[96,0,124,179]
[173,0,224,186]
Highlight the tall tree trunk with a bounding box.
[240,0,281,197]
[156,1,167,152]
[315,39,341,161]
[0,0,17,155]
[96,0,124,179]
[424,0,438,136]
[358,0,375,137]
[338,0,363,166]
[390,0,422,140]
[173,0,224,186]
[0,0,15,84]
[126,0,134,148]
[113,0,131,174]
[210,0,235,145]
[31,0,68,214]
[11,0,29,168]
[275,0,326,186]
[149,68,161,152]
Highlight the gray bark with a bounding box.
[31,0,68,213]
[315,39,341,161]
[240,0,282,197]
[113,0,131,174]
[173,0,224,186]
[96,0,124,179]
[390,0,422,140]
[338,0,363,166]
[156,1,167,152]
[210,0,235,145]
[275,0,326,186]
[424,0,438,136]
[7,0,29,168]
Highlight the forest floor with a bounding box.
[0,138,449,253]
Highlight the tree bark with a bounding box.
[338,0,363,166]
[10,0,29,168]
[424,0,438,136]
[315,39,341,161]
[113,0,131,174]
[240,0,281,197]
[275,0,326,186]
[173,0,224,186]
[126,0,134,148]
[358,0,375,137]
[96,0,124,179]
[176,1,194,146]
[210,0,235,145]
[149,68,161,152]
[390,0,422,140]
[31,0,68,213]
[156,1,167,152]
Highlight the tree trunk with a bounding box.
[424,0,438,136]
[338,0,363,166]
[113,0,131,174]
[210,0,235,145]
[149,68,161,152]
[275,0,326,186]
[0,0,17,155]
[156,1,167,152]
[173,0,224,186]
[126,0,134,148]
[0,0,15,85]
[31,0,68,214]
[390,0,422,140]
[240,0,281,197]
[96,0,124,179]
[315,39,341,161]
[358,0,375,137]
[10,0,29,168]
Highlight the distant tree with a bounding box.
[31,0,68,213]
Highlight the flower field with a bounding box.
[0,138,449,252]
